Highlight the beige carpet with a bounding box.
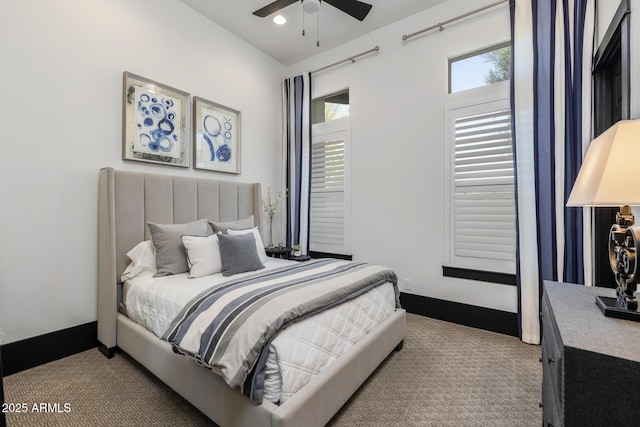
[3,314,541,426]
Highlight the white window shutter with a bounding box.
[310,127,350,255]
[446,100,516,273]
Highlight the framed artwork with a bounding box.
[193,96,241,174]
[122,71,190,167]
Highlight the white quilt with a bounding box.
[122,258,396,404]
[262,282,395,403]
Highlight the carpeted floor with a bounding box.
[3,313,542,426]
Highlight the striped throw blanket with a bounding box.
[162,259,399,404]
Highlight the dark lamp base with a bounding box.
[596,296,640,322]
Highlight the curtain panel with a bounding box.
[282,74,312,254]
[511,0,594,344]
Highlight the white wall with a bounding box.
[0,0,284,344]
[596,0,623,46]
[286,0,517,312]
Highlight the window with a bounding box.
[445,41,515,282]
[444,97,516,276]
[312,90,349,124]
[309,114,351,256]
[449,43,511,93]
[309,90,351,256]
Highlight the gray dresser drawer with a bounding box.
[541,348,561,427]
[541,295,563,416]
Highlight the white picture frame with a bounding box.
[122,72,190,167]
[193,96,241,174]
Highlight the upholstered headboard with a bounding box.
[97,167,261,351]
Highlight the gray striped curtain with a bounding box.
[282,74,312,254]
[511,0,594,344]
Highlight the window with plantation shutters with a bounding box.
[444,97,516,274]
[310,125,351,255]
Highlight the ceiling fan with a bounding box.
[253,0,373,22]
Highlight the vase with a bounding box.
[268,216,274,248]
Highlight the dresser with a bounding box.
[542,281,640,426]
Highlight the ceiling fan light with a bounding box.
[302,0,320,14]
[273,15,286,25]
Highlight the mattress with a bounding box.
[122,258,396,404]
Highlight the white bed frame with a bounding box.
[97,167,406,427]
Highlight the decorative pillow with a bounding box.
[147,219,210,276]
[218,233,265,277]
[181,234,222,278]
[121,240,156,282]
[227,226,268,263]
[209,215,255,233]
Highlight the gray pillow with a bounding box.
[218,233,265,277]
[210,215,255,233]
[147,219,210,276]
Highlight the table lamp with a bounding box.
[567,120,640,320]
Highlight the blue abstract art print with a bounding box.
[133,87,181,158]
[123,72,190,167]
[193,96,241,174]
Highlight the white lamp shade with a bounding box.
[567,120,640,207]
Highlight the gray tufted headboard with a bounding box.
[97,167,261,350]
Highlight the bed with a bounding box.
[97,167,406,427]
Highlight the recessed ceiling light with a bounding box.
[273,15,286,25]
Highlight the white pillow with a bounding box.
[181,234,223,278]
[121,240,156,282]
[227,227,268,263]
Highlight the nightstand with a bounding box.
[265,247,290,259]
[541,281,640,426]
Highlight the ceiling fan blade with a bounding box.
[253,0,299,17]
[323,0,372,21]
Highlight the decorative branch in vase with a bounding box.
[261,187,283,249]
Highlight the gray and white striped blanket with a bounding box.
[162,259,399,404]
